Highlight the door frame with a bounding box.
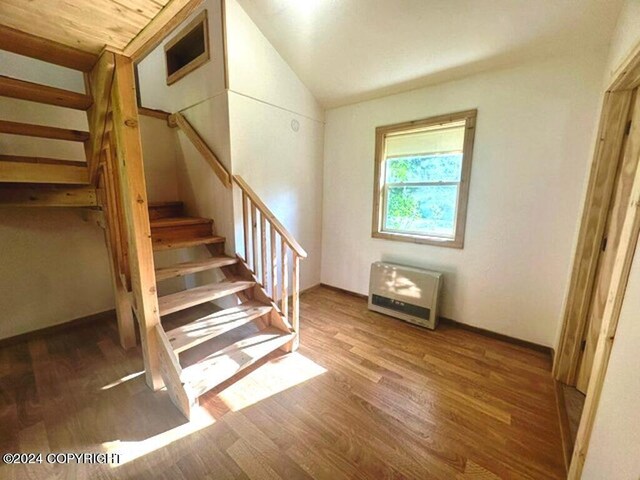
[553,42,640,478]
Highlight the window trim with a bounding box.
[372,109,477,249]
[164,10,210,86]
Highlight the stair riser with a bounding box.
[148,203,184,220]
[182,329,296,399]
[156,257,238,281]
[159,281,255,316]
[169,307,271,354]
[152,236,225,251]
[151,223,213,242]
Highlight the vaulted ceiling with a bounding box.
[237,0,625,108]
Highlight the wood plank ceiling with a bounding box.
[0,0,170,54]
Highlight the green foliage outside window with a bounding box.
[384,154,461,236]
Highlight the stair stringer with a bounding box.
[219,256,296,347]
[153,324,194,418]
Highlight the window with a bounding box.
[372,110,477,248]
[164,11,210,85]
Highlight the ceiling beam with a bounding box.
[0,25,97,72]
[123,0,203,63]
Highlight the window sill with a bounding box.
[372,230,463,249]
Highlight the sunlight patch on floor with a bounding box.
[217,352,327,412]
[100,371,145,391]
[100,353,325,467]
[103,407,216,467]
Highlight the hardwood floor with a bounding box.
[0,286,565,479]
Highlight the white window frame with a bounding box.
[372,110,477,248]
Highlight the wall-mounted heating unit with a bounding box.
[368,261,443,330]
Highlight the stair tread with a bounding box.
[181,326,294,398]
[0,160,89,184]
[166,301,272,354]
[149,201,184,207]
[156,255,238,281]
[0,119,90,142]
[0,155,86,167]
[0,74,93,110]
[159,279,255,316]
[152,235,224,251]
[150,216,212,228]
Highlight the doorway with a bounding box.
[553,46,640,478]
[575,89,639,393]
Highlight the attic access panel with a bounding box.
[164,11,210,85]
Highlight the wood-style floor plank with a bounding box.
[0,286,565,479]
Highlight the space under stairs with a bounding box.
[0,37,307,420]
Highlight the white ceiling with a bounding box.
[236,0,624,108]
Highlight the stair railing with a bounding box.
[167,112,232,188]
[165,109,306,341]
[233,175,307,341]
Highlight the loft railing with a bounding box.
[234,175,307,341]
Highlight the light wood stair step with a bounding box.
[148,201,184,220]
[181,326,295,399]
[166,301,273,354]
[0,184,96,207]
[150,215,215,243]
[0,75,93,110]
[159,279,255,316]
[156,255,238,281]
[0,119,90,141]
[0,155,86,167]
[150,216,211,228]
[152,235,225,251]
[0,161,89,184]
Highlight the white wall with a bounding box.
[321,52,608,346]
[229,93,324,290]
[0,209,115,339]
[604,0,640,85]
[137,0,326,294]
[225,0,322,122]
[582,237,640,479]
[138,0,236,252]
[137,0,226,113]
[140,116,180,203]
[226,0,324,291]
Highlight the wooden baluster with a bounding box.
[242,192,250,265]
[292,253,300,349]
[281,243,288,318]
[252,205,259,276]
[261,214,267,287]
[270,227,277,299]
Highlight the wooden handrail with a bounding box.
[168,113,232,188]
[233,175,307,258]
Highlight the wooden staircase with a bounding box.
[147,201,297,418]
[1,30,306,420]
